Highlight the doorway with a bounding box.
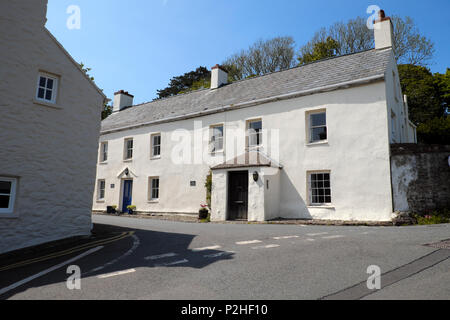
[122,180,133,212]
[227,171,248,220]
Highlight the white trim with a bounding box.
[0,177,18,215]
[35,73,58,104]
[307,171,332,206]
[149,177,160,201]
[97,179,106,201]
[150,133,161,159]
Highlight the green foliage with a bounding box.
[102,103,113,120]
[414,209,450,225]
[398,64,444,125]
[79,62,94,81]
[156,66,211,99]
[126,205,136,210]
[298,37,340,65]
[205,171,212,208]
[417,117,450,145]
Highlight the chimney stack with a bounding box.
[113,90,134,112]
[374,9,394,50]
[211,64,228,89]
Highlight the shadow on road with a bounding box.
[0,223,234,299]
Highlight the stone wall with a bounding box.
[391,144,450,214]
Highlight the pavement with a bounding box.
[0,215,449,300]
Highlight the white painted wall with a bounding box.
[95,79,395,222]
[0,0,104,254]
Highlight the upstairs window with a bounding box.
[100,142,108,162]
[124,138,133,160]
[151,134,161,158]
[210,125,224,154]
[309,172,332,205]
[309,111,327,143]
[247,119,262,148]
[36,74,58,103]
[0,177,17,214]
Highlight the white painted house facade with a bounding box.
[94,12,416,223]
[0,0,106,254]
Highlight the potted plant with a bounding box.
[127,205,136,215]
[199,204,209,220]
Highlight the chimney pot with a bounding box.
[374,9,394,50]
[211,64,228,89]
[113,90,134,112]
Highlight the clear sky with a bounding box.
[46,0,450,104]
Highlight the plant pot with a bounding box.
[199,209,209,220]
[128,209,134,215]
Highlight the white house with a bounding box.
[0,0,107,254]
[94,10,416,223]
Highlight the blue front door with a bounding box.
[122,180,133,212]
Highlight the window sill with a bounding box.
[150,156,161,160]
[96,200,105,203]
[306,140,328,147]
[33,99,62,110]
[210,151,225,156]
[0,212,19,219]
[308,205,335,210]
[99,161,108,165]
[123,159,133,163]
[148,200,159,204]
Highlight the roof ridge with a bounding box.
[119,48,384,111]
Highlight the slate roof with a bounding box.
[211,151,282,170]
[101,48,392,133]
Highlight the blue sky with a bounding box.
[47,0,450,104]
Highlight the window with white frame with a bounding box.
[308,172,332,205]
[100,142,108,162]
[98,180,106,200]
[247,119,262,148]
[0,177,17,214]
[124,138,133,160]
[149,177,160,201]
[308,111,327,143]
[210,125,224,154]
[36,74,58,103]
[151,134,161,158]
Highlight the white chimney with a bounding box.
[113,90,134,112]
[211,64,228,89]
[374,10,394,50]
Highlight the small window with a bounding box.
[149,177,160,200]
[151,134,161,158]
[210,125,224,154]
[309,172,331,205]
[0,177,17,214]
[36,74,58,103]
[124,138,133,160]
[247,119,262,148]
[190,181,196,187]
[309,112,327,143]
[100,142,108,162]
[98,180,105,200]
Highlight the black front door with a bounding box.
[228,171,248,220]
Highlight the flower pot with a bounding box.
[199,209,209,220]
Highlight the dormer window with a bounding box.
[36,73,58,104]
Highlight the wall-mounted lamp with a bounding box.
[253,171,259,182]
[125,168,129,176]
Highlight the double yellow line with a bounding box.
[0,231,134,272]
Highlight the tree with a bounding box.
[223,36,296,81]
[416,117,450,145]
[298,37,340,65]
[433,68,450,115]
[298,15,434,66]
[398,64,444,125]
[102,103,113,120]
[79,62,94,81]
[156,66,211,99]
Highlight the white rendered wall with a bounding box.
[95,80,394,222]
[0,0,104,253]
